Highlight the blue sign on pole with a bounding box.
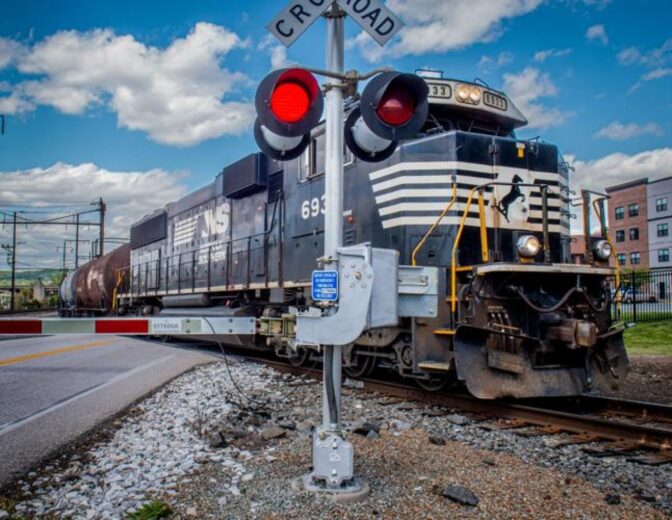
[311,270,339,302]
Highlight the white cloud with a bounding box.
[0,90,35,114]
[595,121,663,140]
[629,67,672,93]
[572,0,612,7]
[617,38,672,67]
[0,24,255,147]
[568,148,672,194]
[0,163,189,267]
[502,68,570,129]
[258,34,293,71]
[348,0,542,62]
[478,51,514,72]
[533,48,572,62]
[0,38,24,70]
[586,24,608,45]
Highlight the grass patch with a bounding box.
[624,321,672,355]
[128,500,173,520]
[0,496,16,515]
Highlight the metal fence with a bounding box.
[612,267,672,323]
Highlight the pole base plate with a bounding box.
[293,475,370,503]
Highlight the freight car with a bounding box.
[58,244,130,317]
[69,74,627,399]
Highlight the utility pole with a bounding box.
[75,214,80,269]
[10,212,16,312]
[61,240,67,282]
[99,198,106,257]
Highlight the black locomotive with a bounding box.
[79,74,627,399]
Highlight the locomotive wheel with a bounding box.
[344,348,375,378]
[416,376,448,392]
[288,348,309,367]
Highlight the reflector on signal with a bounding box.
[254,119,310,161]
[344,108,397,163]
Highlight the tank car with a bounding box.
[58,244,130,316]
[118,75,628,399]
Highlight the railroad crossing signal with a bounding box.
[262,0,409,499]
[268,0,403,48]
[253,68,428,163]
[254,68,324,160]
[345,71,429,162]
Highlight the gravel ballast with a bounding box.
[2,357,670,519]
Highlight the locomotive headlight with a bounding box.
[517,235,541,258]
[456,84,470,102]
[469,86,482,103]
[593,239,612,261]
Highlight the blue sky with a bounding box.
[0,0,671,265]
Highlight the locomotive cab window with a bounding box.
[299,129,354,182]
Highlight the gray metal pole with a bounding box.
[322,4,345,431]
[75,214,80,269]
[10,212,16,313]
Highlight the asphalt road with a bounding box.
[0,334,216,488]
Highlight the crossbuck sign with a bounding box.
[267,0,404,47]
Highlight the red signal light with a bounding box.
[376,87,415,126]
[270,81,311,124]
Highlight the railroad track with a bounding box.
[140,337,672,466]
[253,358,672,466]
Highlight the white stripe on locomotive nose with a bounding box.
[374,188,565,207]
[369,161,561,182]
[377,202,564,218]
[380,215,566,232]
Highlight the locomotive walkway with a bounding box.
[0,334,215,487]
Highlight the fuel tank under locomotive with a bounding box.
[59,244,130,316]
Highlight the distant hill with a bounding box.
[0,269,63,287]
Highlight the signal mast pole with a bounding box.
[322,3,345,437]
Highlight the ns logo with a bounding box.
[174,202,230,247]
[196,203,230,238]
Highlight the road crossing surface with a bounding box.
[0,334,215,487]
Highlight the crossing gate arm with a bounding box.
[0,317,257,336]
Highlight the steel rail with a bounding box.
[135,338,672,457]
[251,358,672,453]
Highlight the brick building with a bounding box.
[606,178,649,269]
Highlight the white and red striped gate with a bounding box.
[0,317,257,336]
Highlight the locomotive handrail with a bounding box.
[411,176,457,267]
[450,181,557,314]
[126,192,283,300]
[584,190,621,312]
